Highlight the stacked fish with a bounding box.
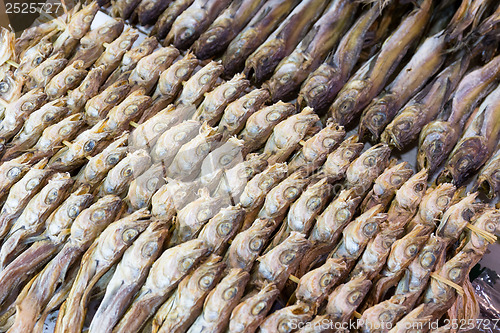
[0,0,499,332]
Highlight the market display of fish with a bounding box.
[0,1,498,332]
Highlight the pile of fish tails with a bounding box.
[0,0,499,332]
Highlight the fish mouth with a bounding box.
[436,168,454,184]
[380,129,404,150]
[477,178,494,199]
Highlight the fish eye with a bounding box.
[199,73,211,85]
[323,138,335,148]
[414,183,424,192]
[485,222,496,233]
[405,244,419,257]
[279,250,296,265]
[105,94,120,104]
[420,252,436,268]
[462,208,474,221]
[33,56,43,66]
[83,16,92,23]
[347,291,362,305]
[243,98,255,109]
[180,28,194,41]
[249,237,264,252]
[220,154,233,166]
[122,166,133,178]
[363,222,377,236]
[25,178,40,191]
[147,178,160,191]
[43,112,55,122]
[251,301,267,316]
[223,87,237,99]
[67,205,80,219]
[65,75,75,85]
[198,273,214,290]
[223,287,237,300]
[309,84,325,98]
[197,208,211,222]
[196,143,210,156]
[45,189,59,204]
[430,141,443,155]
[457,156,472,172]
[343,149,355,159]
[320,273,334,287]
[306,197,322,211]
[141,241,158,257]
[0,82,9,93]
[371,113,386,127]
[206,35,217,44]
[284,187,299,200]
[7,167,21,179]
[175,67,188,78]
[396,120,412,131]
[266,111,281,122]
[42,66,54,76]
[122,228,139,242]
[174,132,187,142]
[338,99,354,115]
[436,195,450,209]
[217,222,232,236]
[448,267,462,282]
[390,175,403,186]
[59,125,71,137]
[363,156,376,167]
[106,154,120,165]
[91,209,106,221]
[99,27,110,35]
[119,41,131,49]
[493,170,500,182]
[278,320,291,333]
[238,167,254,179]
[154,56,168,65]
[279,73,291,84]
[153,123,167,133]
[335,208,350,223]
[124,104,139,115]
[84,140,96,152]
[379,311,393,322]
[180,257,194,272]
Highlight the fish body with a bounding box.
[176,61,224,107]
[315,135,364,182]
[94,28,139,79]
[85,80,131,126]
[151,0,195,40]
[66,66,105,114]
[126,163,165,210]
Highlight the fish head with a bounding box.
[194,24,230,60]
[417,183,456,225]
[381,105,425,149]
[372,162,413,196]
[328,276,372,315]
[394,169,428,210]
[418,121,458,172]
[264,61,302,103]
[68,1,99,39]
[436,192,477,241]
[299,65,340,109]
[330,80,369,125]
[359,94,397,140]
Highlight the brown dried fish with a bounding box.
[198,205,244,255]
[94,28,139,79]
[44,61,87,100]
[113,239,209,333]
[152,255,226,333]
[66,66,105,114]
[85,80,131,125]
[436,192,478,244]
[151,0,195,40]
[15,20,58,59]
[0,153,32,206]
[359,295,408,333]
[325,277,372,325]
[315,135,364,182]
[151,179,200,219]
[259,303,314,333]
[176,61,225,107]
[15,38,53,78]
[474,148,500,199]
[25,52,68,91]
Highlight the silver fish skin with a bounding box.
[54,209,150,333]
[227,283,279,333]
[66,66,105,114]
[128,47,180,94]
[298,5,381,111]
[151,118,201,165]
[95,149,151,198]
[73,132,129,192]
[288,121,346,175]
[152,255,226,333]
[238,101,296,155]
[0,159,51,240]
[258,303,314,333]
[193,0,266,60]
[225,218,277,272]
[263,107,320,164]
[176,61,225,107]
[418,53,500,172]
[126,163,166,211]
[222,0,301,76]
[165,0,232,49]
[94,28,139,79]
[325,277,372,324]
[0,172,73,269]
[168,188,224,246]
[474,147,500,199]
[329,0,432,126]
[113,239,210,333]
[243,0,329,84]
[151,0,195,40]
[198,205,244,255]
[249,231,310,291]
[217,88,269,142]
[295,257,347,307]
[192,74,250,126]
[315,135,364,182]
[8,195,122,333]
[264,0,358,102]
[0,153,33,206]
[187,268,250,333]
[89,220,169,333]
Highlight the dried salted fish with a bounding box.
[176,61,224,107]
[325,277,372,324]
[0,69,23,104]
[0,28,15,67]
[94,28,139,79]
[44,61,87,100]
[192,74,249,126]
[151,0,195,40]
[217,88,269,142]
[9,195,122,333]
[113,239,209,333]
[135,0,175,26]
[151,179,200,219]
[25,52,68,91]
[359,295,408,333]
[474,148,500,198]
[95,149,151,198]
[126,163,165,210]
[0,154,33,206]
[89,220,169,333]
[198,205,244,255]
[259,303,314,333]
[15,19,59,59]
[436,192,478,244]
[238,102,296,154]
[66,66,105,114]
[152,255,226,333]
[85,80,131,125]
[315,135,364,182]
[15,37,53,77]
[201,137,244,178]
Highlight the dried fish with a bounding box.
[263,107,320,164]
[66,66,105,114]
[238,102,296,154]
[198,205,244,255]
[298,5,381,111]
[264,0,358,102]
[151,0,195,40]
[54,209,150,333]
[259,303,314,333]
[151,179,200,220]
[187,268,249,333]
[0,69,23,103]
[446,0,491,41]
[15,20,59,58]
[222,0,301,76]
[325,277,372,324]
[176,61,224,107]
[126,163,165,210]
[15,37,53,77]
[193,0,266,60]
[0,28,14,67]
[25,52,68,91]
[315,135,364,182]
[0,153,33,206]
[113,239,209,333]
[169,188,224,246]
[359,295,408,333]
[95,149,151,198]
[361,162,414,213]
[86,81,132,126]
[89,220,170,333]
[9,195,122,333]
[225,218,277,272]
[165,0,232,49]
[128,47,180,94]
[136,0,175,26]
[330,0,432,125]
[474,147,500,199]
[418,53,500,172]
[438,83,500,185]
[152,255,226,333]
[244,0,329,83]
[94,28,139,79]
[217,88,269,142]
[201,137,244,180]
[192,74,250,126]
[45,61,87,100]
[436,192,477,244]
